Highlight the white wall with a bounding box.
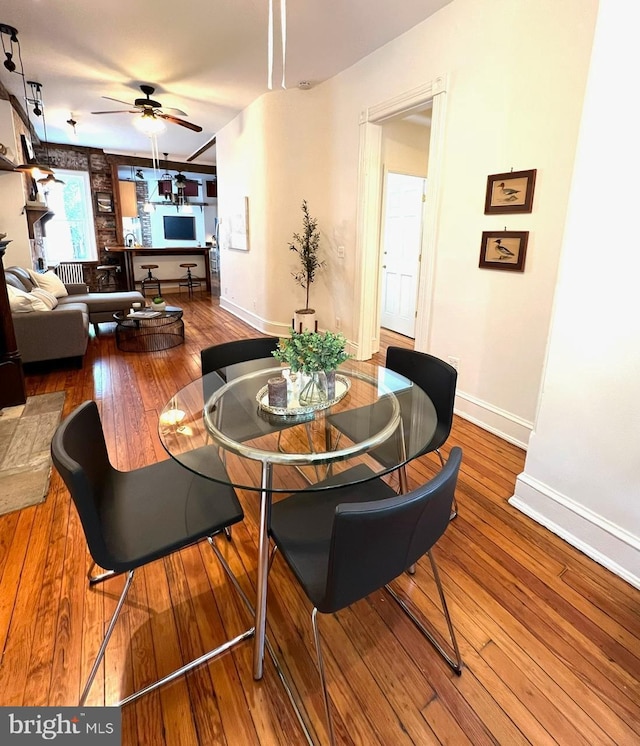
[0,100,32,268]
[382,118,430,177]
[217,0,598,448]
[511,0,640,587]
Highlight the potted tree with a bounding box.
[290,200,324,332]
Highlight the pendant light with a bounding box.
[0,24,59,180]
[28,82,65,187]
[267,0,287,90]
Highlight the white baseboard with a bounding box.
[510,473,640,590]
[220,301,530,448]
[454,390,533,450]
[219,298,292,337]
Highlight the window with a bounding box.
[43,169,97,263]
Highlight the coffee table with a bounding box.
[114,305,184,352]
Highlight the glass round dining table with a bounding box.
[158,359,437,679]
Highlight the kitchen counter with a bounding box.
[106,246,212,294]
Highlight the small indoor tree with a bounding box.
[290,200,324,314]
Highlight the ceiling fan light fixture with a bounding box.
[134,111,166,136]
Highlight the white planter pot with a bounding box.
[293,309,317,333]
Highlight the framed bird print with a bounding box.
[479,230,528,272]
[484,169,536,214]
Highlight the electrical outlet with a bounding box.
[447,356,459,371]
[335,317,341,330]
[337,245,345,258]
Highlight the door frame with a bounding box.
[353,74,448,359]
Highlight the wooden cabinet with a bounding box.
[0,244,27,409]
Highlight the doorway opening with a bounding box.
[353,75,447,360]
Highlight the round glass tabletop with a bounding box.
[158,359,437,493]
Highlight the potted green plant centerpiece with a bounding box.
[290,200,324,332]
[273,330,349,405]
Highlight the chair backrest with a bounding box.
[320,446,462,613]
[200,337,280,380]
[386,346,457,453]
[50,400,116,571]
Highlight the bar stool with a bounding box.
[179,263,202,298]
[96,265,117,292]
[140,265,161,298]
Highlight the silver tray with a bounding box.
[256,373,351,416]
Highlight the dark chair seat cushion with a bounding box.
[100,446,243,572]
[270,464,396,606]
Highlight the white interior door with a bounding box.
[380,172,426,338]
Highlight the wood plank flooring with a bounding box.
[1,294,638,745]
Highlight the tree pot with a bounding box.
[293,308,317,333]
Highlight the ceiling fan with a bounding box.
[91,84,202,133]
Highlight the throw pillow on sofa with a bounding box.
[27,268,68,298]
[6,283,51,312]
[31,287,59,309]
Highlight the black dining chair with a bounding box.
[268,447,463,746]
[51,400,252,707]
[328,347,458,517]
[200,335,295,448]
[201,336,280,382]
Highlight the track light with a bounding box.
[0,26,62,183]
[37,172,65,187]
[3,51,15,71]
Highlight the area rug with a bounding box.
[0,391,66,516]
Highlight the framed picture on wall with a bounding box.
[484,169,536,214]
[20,134,35,162]
[229,196,250,251]
[479,230,529,272]
[95,191,114,214]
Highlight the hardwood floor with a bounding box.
[1,294,638,745]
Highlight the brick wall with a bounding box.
[34,142,118,271]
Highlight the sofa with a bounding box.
[5,266,145,365]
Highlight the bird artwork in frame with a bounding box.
[479,230,529,272]
[484,169,536,214]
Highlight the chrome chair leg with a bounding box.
[436,449,458,519]
[87,562,118,586]
[81,570,135,705]
[385,549,462,674]
[224,526,232,541]
[221,540,315,745]
[312,607,336,746]
[82,533,256,708]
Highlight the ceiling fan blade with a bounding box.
[160,107,188,117]
[159,114,202,132]
[102,95,136,107]
[186,135,216,162]
[91,110,139,115]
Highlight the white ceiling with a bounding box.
[0,1,450,165]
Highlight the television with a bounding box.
[163,215,196,241]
